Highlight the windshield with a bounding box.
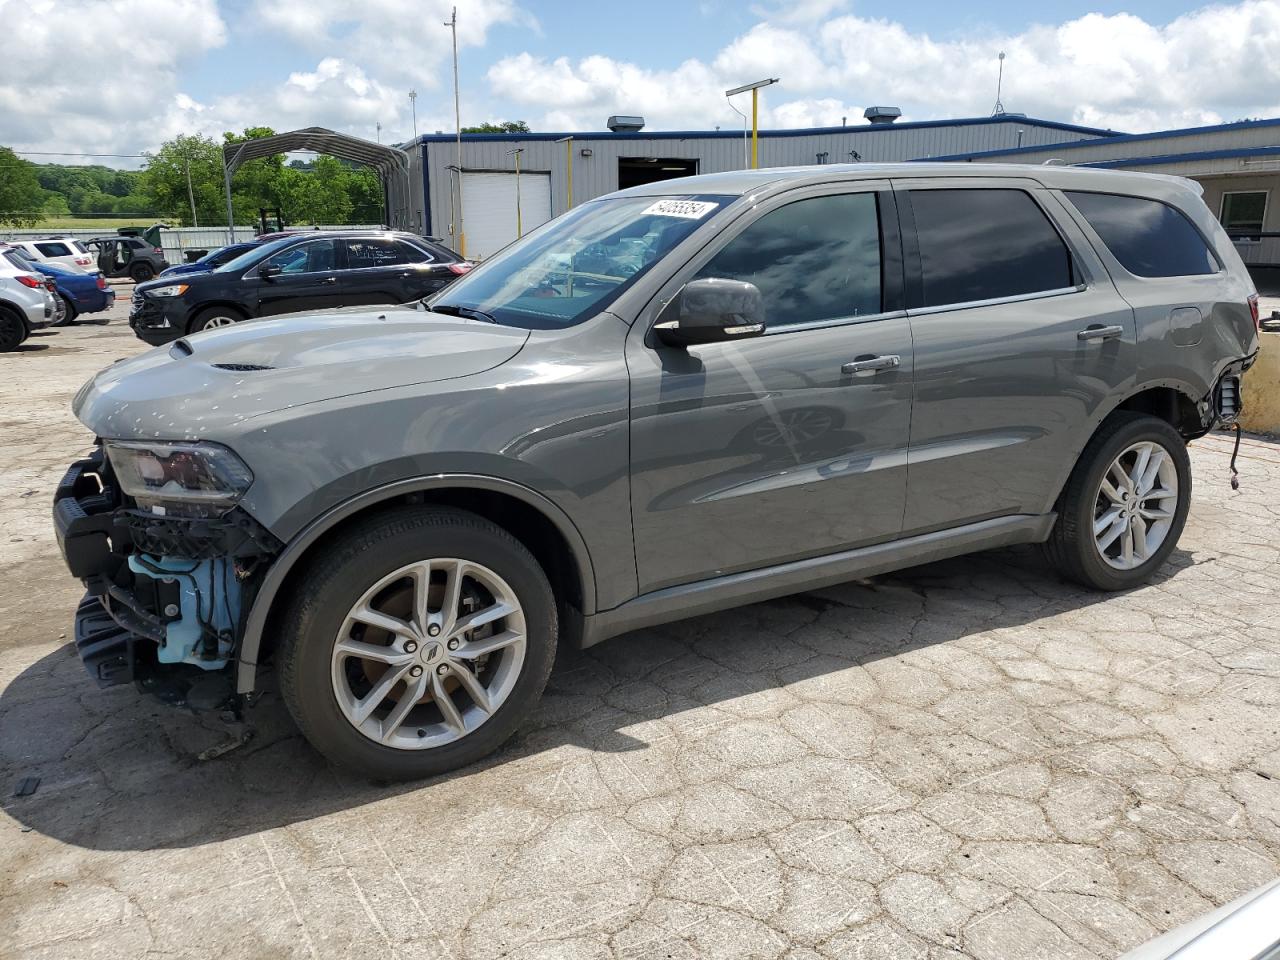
[214,237,288,274]
[431,194,733,329]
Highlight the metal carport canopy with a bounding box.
[221,127,410,236]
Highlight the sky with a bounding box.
[3,0,1280,168]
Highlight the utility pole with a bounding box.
[445,6,465,256]
[725,78,778,170]
[507,148,524,237]
[376,121,381,143]
[409,89,418,140]
[184,153,198,227]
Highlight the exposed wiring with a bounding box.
[1229,421,1242,490]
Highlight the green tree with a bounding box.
[141,134,225,226]
[0,147,45,227]
[462,120,530,134]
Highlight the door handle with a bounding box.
[1077,324,1123,342]
[319,276,337,285]
[841,354,901,375]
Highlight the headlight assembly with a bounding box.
[104,440,253,517]
[147,284,188,298]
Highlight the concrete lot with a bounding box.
[2,295,1279,960]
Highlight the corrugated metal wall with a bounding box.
[409,119,1109,251]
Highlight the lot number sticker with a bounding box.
[642,199,719,219]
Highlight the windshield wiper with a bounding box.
[429,302,498,324]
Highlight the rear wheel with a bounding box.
[1044,412,1191,590]
[55,294,78,326]
[129,262,155,282]
[279,507,558,780]
[190,306,245,333]
[0,307,26,351]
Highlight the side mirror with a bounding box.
[654,277,766,347]
[259,264,282,280]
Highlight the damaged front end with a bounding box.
[54,442,280,710]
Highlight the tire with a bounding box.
[279,506,558,780]
[129,263,155,282]
[55,295,78,326]
[0,307,26,351]
[1044,412,1191,591]
[189,306,245,333]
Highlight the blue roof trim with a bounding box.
[927,115,1280,162]
[1076,145,1280,169]
[404,115,1119,147]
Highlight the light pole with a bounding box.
[409,89,418,140]
[725,78,778,169]
[507,148,524,238]
[444,6,465,256]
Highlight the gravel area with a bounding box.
[1,294,1278,959]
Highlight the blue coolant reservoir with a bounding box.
[127,555,241,669]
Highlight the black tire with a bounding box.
[54,294,78,326]
[0,307,27,351]
[189,306,246,333]
[1044,412,1192,591]
[129,263,155,282]
[279,506,558,780]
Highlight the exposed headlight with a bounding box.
[147,283,188,298]
[104,440,253,517]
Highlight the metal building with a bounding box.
[401,115,1117,258]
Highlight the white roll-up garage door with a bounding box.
[461,171,553,260]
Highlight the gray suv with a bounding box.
[55,164,1259,780]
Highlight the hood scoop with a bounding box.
[212,362,275,371]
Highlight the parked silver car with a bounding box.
[0,250,55,350]
[55,163,1259,779]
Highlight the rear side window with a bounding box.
[909,189,1074,307]
[346,238,406,269]
[696,192,882,328]
[35,242,71,257]
[1066,191,1218,278]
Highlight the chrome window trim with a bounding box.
[907,283,1085,318]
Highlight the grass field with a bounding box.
[16,217,165,231]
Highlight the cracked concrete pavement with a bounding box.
[2,297,1279,959]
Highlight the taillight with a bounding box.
[447,262,473,275]
[16,274,42,288]
[75,256,92,265]
[1248,293,1260,329]
[154,248,163,256]
[44,279,57,292]
[96,275,107,290]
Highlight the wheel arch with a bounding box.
[189,301,249,331]
[236,474,597,693]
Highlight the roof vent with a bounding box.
[607,115,645,133]
[864,106,902,125]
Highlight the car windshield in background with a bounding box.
[214,237,293,274]
[431,194,732,329]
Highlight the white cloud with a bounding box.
[487,0,1280,134]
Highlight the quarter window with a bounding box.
[909,189,1074,308]
[695,192,882,328]
[1066,191,1217,278]
[1219,191,1267,235]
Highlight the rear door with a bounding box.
[342,238,453,306]
[896,178,1136,534]
[253,238,346,316]
[627,183,915,592]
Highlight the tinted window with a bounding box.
[396,240,431,263]
[696,192,882,328]
[262,239,338,274]
[346,238,407,269]
[1066,191,1217,278]
[35,242,71,257]
[910,189,1073,307]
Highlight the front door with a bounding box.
[627,186,914,594]
[253,238,345,316]
[896,180,1137,534]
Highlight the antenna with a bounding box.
[992,51,1007,116]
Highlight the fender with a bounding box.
[234,473,598,693]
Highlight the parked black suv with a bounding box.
[128,231,471,345]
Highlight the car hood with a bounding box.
[74,307,530,440]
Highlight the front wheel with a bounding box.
[190,307,245,333]
[279,507,557,780]
[54,294,78,326]
[1044,412,1192,590]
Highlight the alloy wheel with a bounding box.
[330,558,527,750]
[1092,440,1179,570]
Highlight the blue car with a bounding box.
[158,242,258,278]
[25,259,114,325]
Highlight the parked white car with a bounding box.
[6,237,96,273]
[0,254,55,350]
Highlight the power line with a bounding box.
[12,150,149,158]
